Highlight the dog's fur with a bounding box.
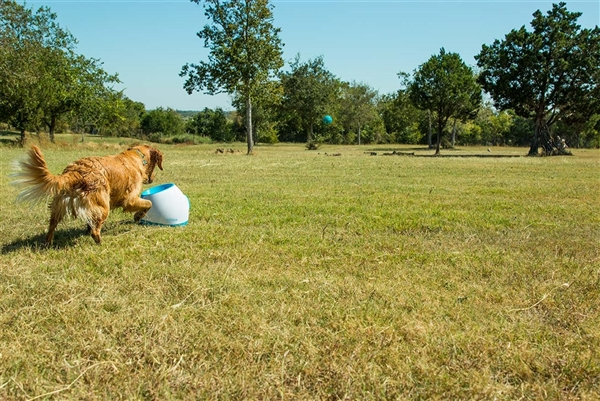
[13,144,163,245]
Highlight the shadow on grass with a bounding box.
[0,130,18,136]
[0,138,19,146]
[1,227,89,253]
[366,146,432,152]
[0,130,20,147]
[1,221,139,253]
[365,146,527,158]
[413,154,523,158]
[365,147,524,158]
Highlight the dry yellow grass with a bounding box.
[1,136,599,399]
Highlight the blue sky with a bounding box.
[20,0,600,111]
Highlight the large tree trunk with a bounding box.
[307,121,313,143]
[49,115,56,143]
[358,126,361,145]
[451,119,457,147]
[427,110,433,149]
[434,113,443,155]
[528,114,541,156]
[246,97,253,154]
[19,129,26,147]
[530,113,559,156]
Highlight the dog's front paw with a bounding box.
[134,210,147,223]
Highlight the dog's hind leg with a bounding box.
[45,198,67,246]
[88,194,110,244]
[70,201,94,234]
[89,221,106,244]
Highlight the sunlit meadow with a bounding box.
[1,135,598,399]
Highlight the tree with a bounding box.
[475,105,513,146]
[180,0,284,154]
[507,113,535,147]
[117,97,146,137]
[141,107,185,137]
[96,91,143,138]
[0,0,120,143]
[556,112,600,149]
[232,78,282,144]
[41,52,120,142]
[378,90,425,144]
[188,107,233,141]
[407,48,482,155]
[476,2,600,155]
[279,55,339,145]
[339,81,379,145]
[0,1,71,143]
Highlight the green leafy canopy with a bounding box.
[407,48,482,154]
[476,2,600,154]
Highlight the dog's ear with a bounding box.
[151,148,164,171]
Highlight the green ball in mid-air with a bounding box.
[323,115,333,125]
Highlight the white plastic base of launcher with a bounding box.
[140,183,189,226]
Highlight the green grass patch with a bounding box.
[1,138,599,399]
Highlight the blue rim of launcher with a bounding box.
[140,183,190,226]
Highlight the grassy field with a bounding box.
[1,135,599,399]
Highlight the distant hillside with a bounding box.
[176,110,199,119]
[176,109,238,120]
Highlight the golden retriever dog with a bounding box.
[13,144,163,245]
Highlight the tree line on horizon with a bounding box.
[1,0,599,153]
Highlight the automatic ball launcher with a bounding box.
[140,183,190,226]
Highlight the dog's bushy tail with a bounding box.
[12,146,73,203]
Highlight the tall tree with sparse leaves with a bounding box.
[476,2,600,155]
[339,81,379,145]
[180,0,284,154]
